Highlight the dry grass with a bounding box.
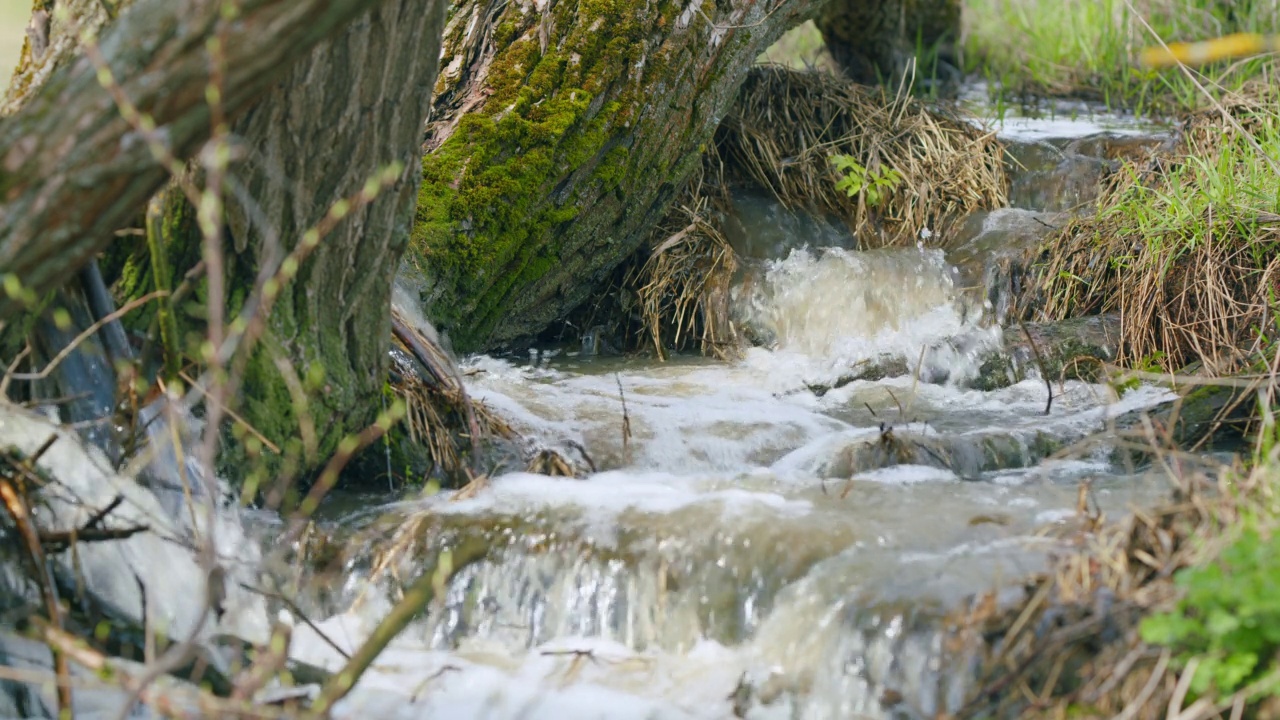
[950,459,1263,719]
[389,305,513,480]
[626,165,741,361]
[1027,84,1280,375]
[716,64,1008,247]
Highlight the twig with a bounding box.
[616,373,632,465]
[83,495,124,530]
[539,648,603,664]
[1017,318,1054,415]
[1167,657,1200,720]
[884,387,905,417]
[1114,648,1170,720]
[566,439,597,473]
[0,476,72,714]
[280,403,406,540]
[272,354,318,463]
[408,664,462,702]
[11,291,166,381]
[37,620,287,720]
[39,525,150,553]
[178,370,281,454]
[0,342,32,397]
[310,538,488,715]
[231,623,293,703]
[905,344,926,419]
[28,433,58,465]
[239,582,351,661]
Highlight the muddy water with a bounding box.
[271,107,1194,719]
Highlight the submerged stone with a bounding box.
[971,315,1121,392]
[812,425,1067,480]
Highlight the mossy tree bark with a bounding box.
[0,0,449,479]
[409,0,822,352]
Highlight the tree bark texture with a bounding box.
[217,0,448,474]
[409,0,823,352]
[3,0,128,117]
[0,0,398,323]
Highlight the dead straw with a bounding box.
[388,305,514,480]
[716,64,1007,247]
[949,456,1265,720]
[627,160,741,361]
[1028,84,1280,376]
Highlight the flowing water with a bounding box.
[2,99,1198,719]
[269,107,1188,719]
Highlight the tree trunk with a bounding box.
[1,0,449,478]
[217,0,449,478]
[3,0,126,117]
[408,0,823,353]
[0,0,401,323]
[813,0,961,85]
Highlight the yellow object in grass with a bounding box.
[1139,32,1280,68]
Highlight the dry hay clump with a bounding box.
[624,166,741,361]
[716,64,1008,247]
[389,305,514,481]
[949,466,1261,720]
[1027,85,1280,375]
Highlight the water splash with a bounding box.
[731,246,1002,387]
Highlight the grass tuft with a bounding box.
[1025,84,1280,375]
[627,167,741,361]
[952,399,1280,717]
[388,304,514,483]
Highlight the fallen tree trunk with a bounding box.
[409,0,969,353]
[409,0,820,352]
[0,0,397,324]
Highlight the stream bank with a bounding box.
[2,67,1273,720]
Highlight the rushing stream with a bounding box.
[265,103,1185,719]
[1,96,1197,719]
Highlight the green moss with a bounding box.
[238,345,303,461]
[102,188,355,491]
[412,0,690,349]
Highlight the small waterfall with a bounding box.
[729,245,1004,387]
[733,246,975,358]
[268,120,1189,719]
[2,108,1192,719]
